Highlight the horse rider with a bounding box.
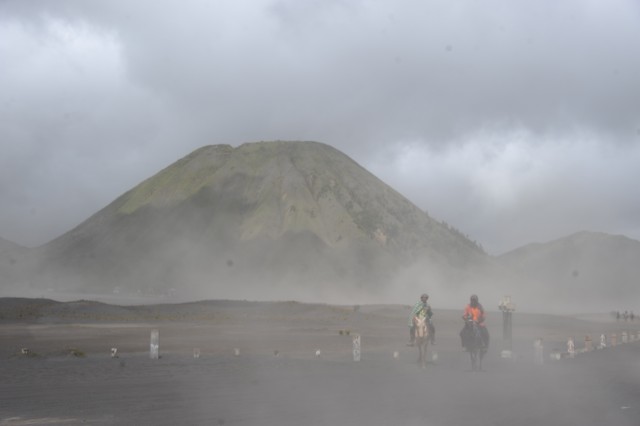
[407,293,435,346]
[461,294,489,348]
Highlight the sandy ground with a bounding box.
[1,299,639,425]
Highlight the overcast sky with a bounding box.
[1,0,639,254]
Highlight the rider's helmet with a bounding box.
[470,294,479,306]
[421,293,429,300]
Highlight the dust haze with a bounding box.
[7,237,634,315]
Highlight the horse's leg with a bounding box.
[415,337,426,368]
[424,340,429,367]
[478,349,486,371]
[421,341,427,368]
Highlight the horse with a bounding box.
[413,315,430,369]
[460,318,487,371]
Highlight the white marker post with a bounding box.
[567,338,575,358]
[499,296,516,359]
[353,334,361,362]
[599,334,606,349]
[534,338,544,365]
[150,330,159,359]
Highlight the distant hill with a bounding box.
[0,237,30,293]
[497,231,640,311]
[0,237,24,252]
[28,141,488,303]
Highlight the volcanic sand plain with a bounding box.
[1,298,639,425]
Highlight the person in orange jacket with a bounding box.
[461,294,489,348]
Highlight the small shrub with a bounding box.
[68,348,86,357]
[18,348,39,358]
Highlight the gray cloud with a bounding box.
[1,0,639,252]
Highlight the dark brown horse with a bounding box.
[460,318,487,371]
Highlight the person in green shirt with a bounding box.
[407,293,435,346]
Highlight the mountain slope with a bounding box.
[31,141,486,301]
[0,237,30,293]
[497,231,640,310]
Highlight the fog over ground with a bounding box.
[1,0,639,254]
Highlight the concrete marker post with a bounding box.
[353,334,361,362]
[150,330,159,359]
[567,337,575,358]
[499,296,516,359]
[534,338,544,365]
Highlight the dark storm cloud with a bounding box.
[1,0,639,252]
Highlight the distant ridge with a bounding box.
[497,231,640,310]
[0,237,29,290]
[0,236,24,252]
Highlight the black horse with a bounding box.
[460,319,488,371]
